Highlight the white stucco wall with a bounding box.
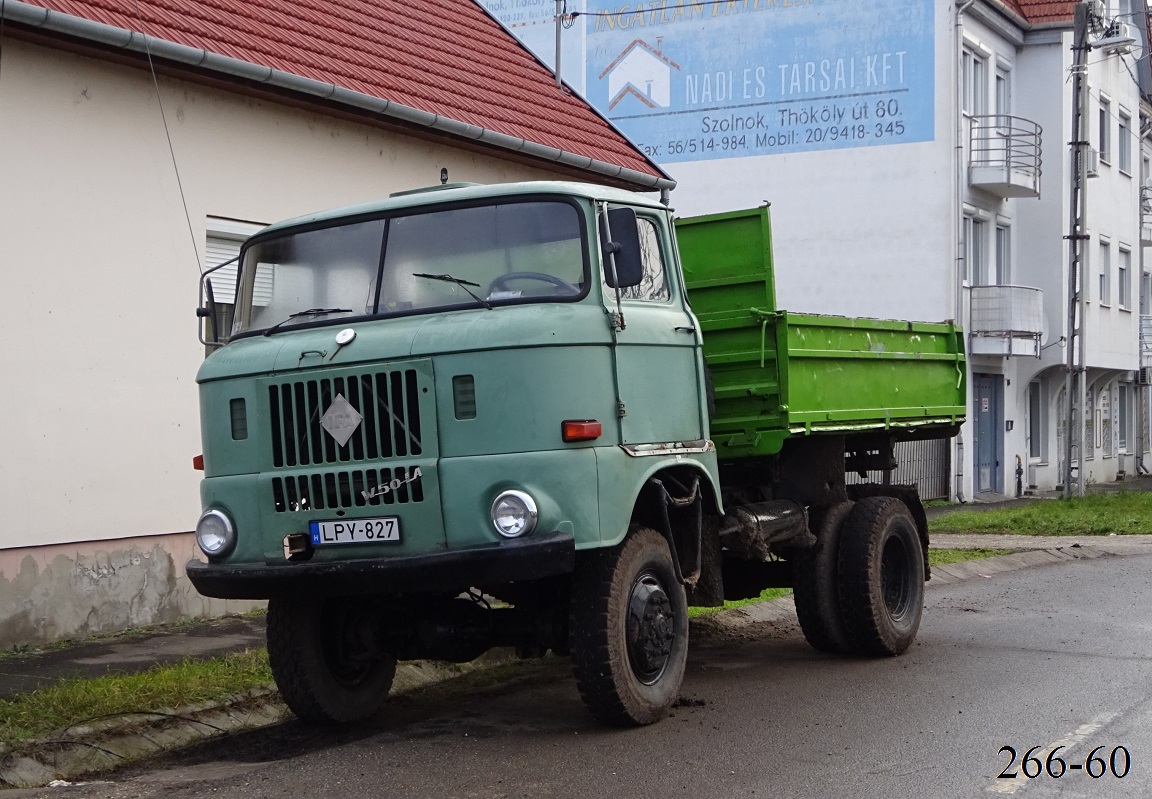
[617,3,957,324]
[0,39,582,553]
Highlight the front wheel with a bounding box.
[569,527,689,726]
[837,496,925,656]
[267,595,396,724]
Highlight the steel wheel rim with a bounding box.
[626,569,676,685]
[880,535,913,622]
[323,601,377,687]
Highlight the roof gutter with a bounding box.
[2,0,676,192]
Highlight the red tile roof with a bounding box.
[13,0,669,187]
[1014,0,1076,24]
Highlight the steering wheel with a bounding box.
[488,272,579,296]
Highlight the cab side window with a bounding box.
[613,216,669,302]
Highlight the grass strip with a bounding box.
[0,649,273,747]
[929,491,1152,536]
[928,547,1013,565]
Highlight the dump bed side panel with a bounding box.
[676,206,966,461]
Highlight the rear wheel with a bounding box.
[267,595,396,724]
[793,501,855,654]
[837,497,924,656]
[569,527,689,726]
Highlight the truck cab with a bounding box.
[188,181,721,726]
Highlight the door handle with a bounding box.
[675,326,697,333]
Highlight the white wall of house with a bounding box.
[0,39,585,645]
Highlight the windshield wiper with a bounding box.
[263,308,353,337]
[413,272,492,310]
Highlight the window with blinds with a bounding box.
[205,218,267,341]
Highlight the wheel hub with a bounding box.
[626,571,675,684]
[881,537,912,621]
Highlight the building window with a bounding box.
[1119,247,1132,309]
[1118,110,1132,174]
[995,225,1011,284]
[1099,239,1111,305]
[1028,380,1046,460]
[963,49,988,116]
[994,67,1011,130]
[1099,97,1111,163]
[205,217,265,344]
[964,215,988,284]
[1141,270,1152,315]
[1085,388,1095,460]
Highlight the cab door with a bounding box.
[601,207,705,446]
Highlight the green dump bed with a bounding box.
[676,206,966,461]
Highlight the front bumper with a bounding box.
[186,532,576,599]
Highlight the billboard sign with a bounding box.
[584,0,935,162]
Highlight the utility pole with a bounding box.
[554,0,564,89]
[1063,1,1091,498]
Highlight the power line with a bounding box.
[133,0,203,276]
[570,0,746,19]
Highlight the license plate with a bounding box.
[309,517,400,546]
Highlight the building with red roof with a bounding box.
[0,0,668,645]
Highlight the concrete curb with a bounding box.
[0,654,514,789]
[0,544,1128,788]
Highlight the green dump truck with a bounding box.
[187,180,965,727]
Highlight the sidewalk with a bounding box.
[0,615,266,701]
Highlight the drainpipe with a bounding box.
[953,0,976,503]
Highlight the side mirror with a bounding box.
[602,207,644,289]
[197,277,221,346]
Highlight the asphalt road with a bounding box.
[18,552,1152,799]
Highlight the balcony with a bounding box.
[969,285,1043,357]
[968,115,1042,198]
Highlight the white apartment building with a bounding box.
[485,0,1152,498]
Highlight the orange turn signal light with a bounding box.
[193,454,205,471]
[562,420,602,443]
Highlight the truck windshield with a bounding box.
[230,200,588,336]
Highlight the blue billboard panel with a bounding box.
[585,0,935,162]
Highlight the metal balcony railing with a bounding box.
[969,285,1043,357]
[1141,315,1152,364]
[968,115,1042,198]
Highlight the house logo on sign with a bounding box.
[599,37,680,111]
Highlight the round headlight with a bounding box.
[491,490,538,538]
[196,509,236,557]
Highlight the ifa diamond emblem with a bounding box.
[320,393,363,447]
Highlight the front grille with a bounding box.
[272,466,424,513]
[268,369,423,467]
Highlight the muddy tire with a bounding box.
[793,501,855,654]
[837,496,925,656]
[267,595,396,724]
[569,527,688,726]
